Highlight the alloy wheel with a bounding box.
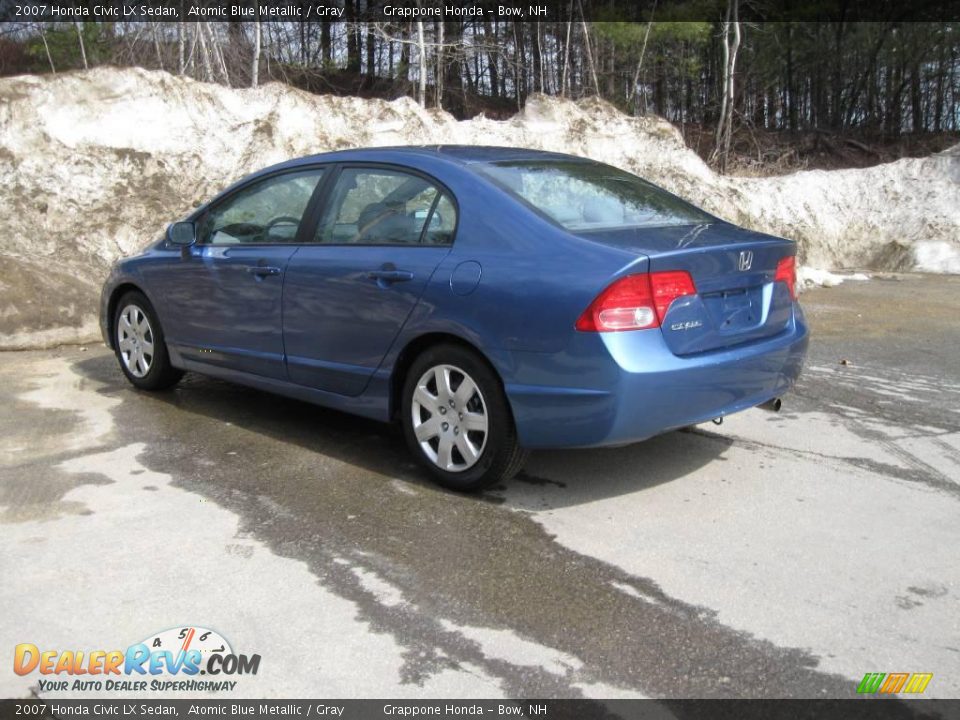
[411,364,489,472]
[117,304,155,378]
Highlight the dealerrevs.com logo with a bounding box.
[13,626,260,693]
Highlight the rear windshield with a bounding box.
[477,160,713,231]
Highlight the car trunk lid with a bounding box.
[578,223,796,355]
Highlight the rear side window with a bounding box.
[314,168,455,246]
[199,169,325,245]
[423,193,456,246]
[477,160,712,231]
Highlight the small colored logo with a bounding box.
[13,626,260,693]
[857,672,933,694]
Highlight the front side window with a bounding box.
[476,160,713,231]
[199,169,325,245]
[315,168,455,246]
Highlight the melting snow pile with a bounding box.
[1,67,958,348]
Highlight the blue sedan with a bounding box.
[100,146,808,491]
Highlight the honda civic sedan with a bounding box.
[100,146,808,491]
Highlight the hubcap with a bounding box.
[117,304,155,378]
[411,364,488,473]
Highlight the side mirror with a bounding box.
[168,221,196,247]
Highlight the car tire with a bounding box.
[401,344,528,492]
[112,290,184,391]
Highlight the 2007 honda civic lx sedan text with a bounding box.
[100,146,809,491]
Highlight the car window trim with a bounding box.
[304,162,459,248]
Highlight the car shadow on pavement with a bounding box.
[71,352,734,505]
[71,352,733,509]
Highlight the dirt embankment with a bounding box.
[1,67,957,349]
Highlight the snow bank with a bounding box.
[1,67,957,348]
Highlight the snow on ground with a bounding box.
[796,267,870,291]
[1,67,957,348]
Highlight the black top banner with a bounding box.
[2,0,959,23]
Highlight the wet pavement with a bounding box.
[1,273,958,700]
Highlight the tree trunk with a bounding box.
[366,22,376,79]
[435,20,444,108]
[416,21,427,107]
[786,23,797,130]
[830,20,845,129]
[486,22,499,99]
[578,0,600,96]
[38,23,55,74]
[153,23,164,70]
[321,22,332,65]
[197,24,213,82]
[628,16,655,111]
[398,25,410,85]
[74,21,88,70]
[714,0,740,173]
[910,60,923,132]
[251,21,261,88]
[345,0,361,73]
[531,23,543,94]
[178,20,185,75]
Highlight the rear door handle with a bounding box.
[246,266,281,277]
[366,269,414,284]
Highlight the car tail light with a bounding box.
[576,271,697,332]
[775,256,797,300]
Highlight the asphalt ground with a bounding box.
[1,273,958,700]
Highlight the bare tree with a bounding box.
[251,20,261,88]
[178,21,185,75]
[434,20,444,107]
[578,0,600,95]
[627,1,657,111]
[152,23,164,71]
[74,21,88,70]
[713,0,741,172]
[37,22,55,74]
[416,20,427,107]
[197,23,213,82]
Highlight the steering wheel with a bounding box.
[264,215,302,239]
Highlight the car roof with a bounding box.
[286,145,589,167]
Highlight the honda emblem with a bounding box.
[738,250,754,271]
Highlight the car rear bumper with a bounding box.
[502,307,809,449]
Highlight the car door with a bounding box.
[146,167,328,380]
[283,165,457,396]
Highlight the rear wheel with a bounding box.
[401,344,527,492]
[113,291,183,391]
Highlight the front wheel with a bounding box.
[401,344,528,492]
[113,291,184,391]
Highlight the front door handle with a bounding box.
[367,269,414,284]
[246,265,281,277]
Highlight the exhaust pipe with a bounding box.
[758,397,782,412]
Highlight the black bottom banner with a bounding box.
[1,698,957,720]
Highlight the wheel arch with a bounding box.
[389,332,510,421]
[105,282,149,349]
